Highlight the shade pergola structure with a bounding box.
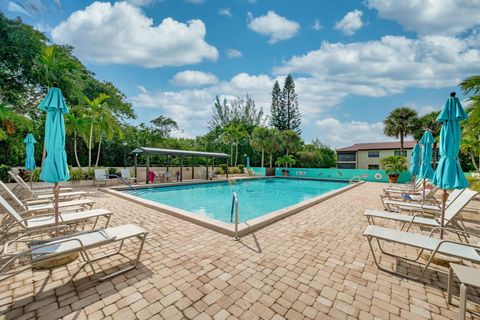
[131,147,230,184]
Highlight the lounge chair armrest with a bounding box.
[3,225,72,255]
[428,227,480,242]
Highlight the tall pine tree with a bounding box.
[270,81,284,129]
[281,74,301,134]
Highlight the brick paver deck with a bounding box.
[0,182,479,319]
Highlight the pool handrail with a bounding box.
[231,192,240,241]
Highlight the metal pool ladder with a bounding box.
[230,192,240,241]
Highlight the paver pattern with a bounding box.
[0,182,479,319]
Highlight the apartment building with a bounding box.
[336,141,416,170]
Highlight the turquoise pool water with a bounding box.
[126,178,348,223]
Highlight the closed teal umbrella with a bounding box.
[23,133,37,171]
[432,92,468,238]
[39,87,70,183]
[418,131,435,181]
[38,86,70,235]
[408,143,420,178]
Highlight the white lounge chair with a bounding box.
[120,168,136,184]
[383,188,464,213]
[0,181,94,213]
[9,173,87,200]
[384,178,424,193]
[1,224,147,281]
[366,189,478,233]
[381,186,439,209]
[95,169,109,188]
[0,195,112,239]
[364,225,480,280]
[8,171,73,193]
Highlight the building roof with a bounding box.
[336,141,416,152]
[130,147,230,158]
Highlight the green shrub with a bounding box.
[108,167,117,175]
[220,164,228,172]
[84,168,95,180]
[467,176,480,192]
[238,164,245,172]
[0,165,11,182]
[214,168,224,175]
[70,167,84,181]
[31,168,41,182]
[228,167,241,174]
[380,156,407,175]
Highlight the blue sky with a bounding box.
[3,0,480,148]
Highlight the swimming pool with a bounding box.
[124,178,349,223]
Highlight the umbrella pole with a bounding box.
[422,180,426,199]
[440,189,448,239]
[54,182,59,237]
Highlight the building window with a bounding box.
[338,152,356,162]
[368,151,379,158]
[368,164,379,170]
[394,150,407,157]
[338,163,356,169]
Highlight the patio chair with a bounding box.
[120,168,136,184]
[9,172,87,200]
[364,225,480,280]
[0,195,111,238]
[383,188,464,213]
[366,189,478,234]
[380,186,439,210]
[0,223,147,281]
[8,170,73,193]
[95,169,109,188]
[8,171,73,194]
[0,181,94,213]
[384,178,423,192]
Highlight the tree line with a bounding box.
[0,14,336,174]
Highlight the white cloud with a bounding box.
[315,118,391,148]
[247,10,300,44]
[124,0,156,6]
[186,0,205,3]
[367,0,480,36]
[226,49,243,59]
[51,1,218,68]
[218,7,232,17]
[275,35,480,96]
[171,70,219,87]
[312,19,322,31]
[335,10,363,36]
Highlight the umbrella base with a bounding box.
[421,252,462,268]
[32,252,79,270]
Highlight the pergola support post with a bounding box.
[180,156,183,182]
[134,154,138,182]
[206,158,209,180]
[166,155,169,172]
[226,160,229,179]
[191,157,194,179]
[146,155,150,184]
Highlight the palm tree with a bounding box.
[94,107,123,167]
[280,130,302,156]
[65,106,88,168]
[0,104,32,141]
[84,93,110,168]
[222,123,248,167]
[414,111,441,168]
[250,126,270,167]
[384,107,420,153]
[264,128,282,168]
